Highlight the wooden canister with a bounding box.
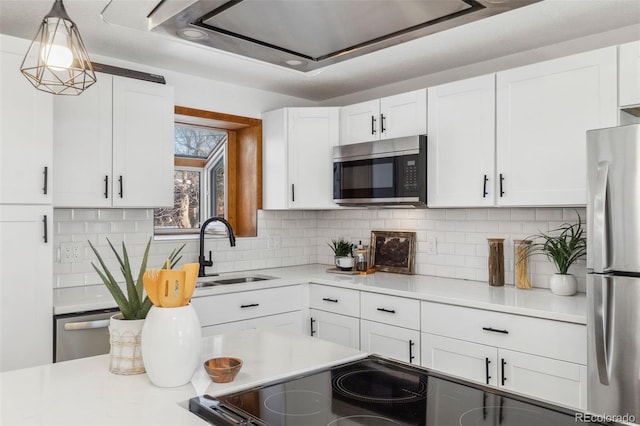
[487,238,505,286]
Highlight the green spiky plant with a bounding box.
[519,214,587,275]
[328,239,354,257]
[88,238,185,320]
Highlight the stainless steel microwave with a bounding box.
[332,135,427,206]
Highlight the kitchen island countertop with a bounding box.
[55,264,588,324]
[0,328,366,426]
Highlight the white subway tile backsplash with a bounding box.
[52,206,586,292]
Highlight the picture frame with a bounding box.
[370,230,416,274]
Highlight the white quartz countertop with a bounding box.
[0,328,366,426]
[54,264,587,324]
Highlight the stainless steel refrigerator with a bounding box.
[586,124,640,421]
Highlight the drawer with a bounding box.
[361,292,420,330]
[309,284,359,317]
[421,301,586,364]
[192,285,302,327]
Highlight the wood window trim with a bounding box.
[174,106,262,237]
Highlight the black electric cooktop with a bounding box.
[189,356,617,426]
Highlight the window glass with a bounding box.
[154,169,202,233]
[174,124,227,158]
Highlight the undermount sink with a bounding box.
[195,275,275,288]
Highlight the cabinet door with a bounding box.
[421,333,498,386]
[288,108,339,209]
[112,77,174,208]
[201,320,247,338]
[619,41,640,107]
[310,309,360,349]
[360,320,420,364]
[380,89,427,140]
[339,99,380,145]
[0,205,53,371]
[0,51,52,205]
[496,47,617,206]
[427,75,495,207]
[53,73,113,207]
[262,108,288,209]
[248,311,304,334]
[499,349,587,409]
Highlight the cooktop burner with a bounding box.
[189,355,619,426]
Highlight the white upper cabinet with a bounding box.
[339,89,427,145]
[496,47,617,206]
[619,40,640,108]
[54,74,174,208]
[262,107,339,209]
[427,74,496,207]
[0,51,53,205]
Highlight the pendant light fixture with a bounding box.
[20,0,96,95]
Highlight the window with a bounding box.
[154,123,227,235]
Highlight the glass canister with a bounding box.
[354,241,369,273]
[514,239,532,289]
[487,238,505,286]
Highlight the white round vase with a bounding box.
[108,314,145,375]
[549,274,577,296]
[141,304,201,387]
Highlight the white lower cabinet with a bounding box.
[421,301,587,409]
[201,311,304,337]
[361,320,420,365]
[309,309,360,349]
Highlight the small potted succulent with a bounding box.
[328,238,354,271]
[88,238,184,374]
[519,215,587,296]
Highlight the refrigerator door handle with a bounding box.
[592,274,612,385]
[593,161,610,272]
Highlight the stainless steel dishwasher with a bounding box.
[54,308,119,362]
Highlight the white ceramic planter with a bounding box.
[141,304,201,387]
[549,273,578,296]
[108,314,145,375]
[335,256,354,271]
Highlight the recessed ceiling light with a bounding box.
[177,28,208,40]
[285,59,306,67]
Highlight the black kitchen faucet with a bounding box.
[198,216,236,277]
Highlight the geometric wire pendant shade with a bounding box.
[20,0,97,95]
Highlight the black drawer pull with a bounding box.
[377,307,396,314]
[485,357,492,384]
[42,215,48,243]
[104,175,109,198]
[499,173,505,197]
[240,303,259,309]
[501,358,507,385]
[322,298,338,303]
[482,174,488,198]
[310,318,316,336]
[409,339,415,363]
[118,175,124,198]
[482,327,509,334]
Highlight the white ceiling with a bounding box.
[1,0,640,102]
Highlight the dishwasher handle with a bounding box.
[63,319,110,331]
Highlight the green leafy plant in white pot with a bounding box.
[89,238,184,374]
[328,239,354,271]
[519,215,587,296]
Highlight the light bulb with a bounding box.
[41,19,73,70]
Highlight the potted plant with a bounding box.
[328,238,354,271]
[519,215,587,296]
[88,238,184,374]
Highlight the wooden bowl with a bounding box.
[203,357,243,383]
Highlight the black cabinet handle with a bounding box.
[104,175,109,198]
[482,326,509,334]
[485,357,492,384]
[483,174,488,198]
[409,339,415,363]
[501,358,507,385]
[42,166,48,195]
[118,175,123,198]
[42,215,48,243]
[377,307,396,314]
[322,297,338,303]
[371,115,377,134]
[240,303,259,309]
[310,318,316,336]
[499,173,504,197]
[380,113,386,133]
[291,184,295,202]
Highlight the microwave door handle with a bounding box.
[593,162,609,272]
